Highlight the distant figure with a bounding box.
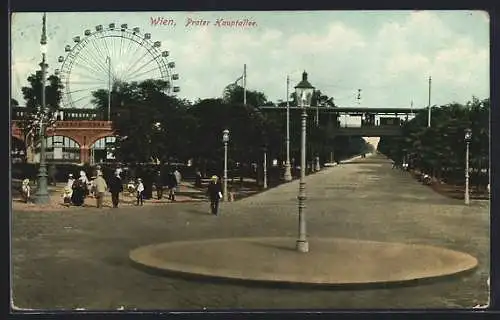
[127,179,136,197]
[93,171,108,208]
[154,171,163,200]
[62,174,74,204]
[136,178,145,206]
[206,175,223,215]
[173,168,182,192]
[195,169,203,188]
[79,170,90,197]
[21,178,31,203]
[166,170,178,201]
[48,164,57,186]
[71,179,86,206]
[109,170,123,208]
[67,174,75,188]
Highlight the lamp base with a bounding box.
[283,165,293,182]
[296,240,309,253]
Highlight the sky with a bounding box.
[10,10,489,110]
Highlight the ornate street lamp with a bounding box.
[222,129,230,202]
[34,13,51,204]
[464,128,472,205]
[294,71,315,253]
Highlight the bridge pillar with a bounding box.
[80,147,89,164]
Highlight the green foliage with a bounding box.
[18,72,64,143]
[378,97,489,185]
[91,79,370,171]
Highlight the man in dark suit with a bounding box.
[109,170,124,208]
[206,175,223,215]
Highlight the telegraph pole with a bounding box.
[243,64,247,105]
[427,76,432,127]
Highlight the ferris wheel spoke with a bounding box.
[70,40,108,76]
[71,94,99,106]
[123,49,154,81]
[128,66,163,81]
[68,69,107,83]
[59,26,177,109]
[100,35,117,77]
[71,80,108,85]
[123,54,162,81]
[122,33,136,66]
[120,39,147,77]
[72,51,109,77]
[67,84,108,95]
[89,37,110,66]
[79,38,110,75]
[84,38,112,74]
[78,49,110,76]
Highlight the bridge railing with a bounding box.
[11,106,107,121]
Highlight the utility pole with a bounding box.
[243,64,247,105]
[283,75,292,182]
[427,76,432,127]
[107,56,111,121]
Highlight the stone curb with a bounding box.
[129,237,479,290]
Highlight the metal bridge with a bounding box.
[257,106,427,137]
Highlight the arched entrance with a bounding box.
[11,136,26,163]
[35,135,81,163]
[89,136,116,164]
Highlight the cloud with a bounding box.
[10,11,488,109]
[287,22,365,55]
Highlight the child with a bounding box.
[21,179,31,203]
[136,178,144,206]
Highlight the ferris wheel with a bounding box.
[55,23,180,109]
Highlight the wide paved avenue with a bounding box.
[12,154,489,310]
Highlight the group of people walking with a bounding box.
[61,167,184,208]
[25,166,225,215]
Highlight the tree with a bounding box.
[91,79,195,164]
[21,72,63,112]
[18,72,64,159]
[222,84,268,107]
[378,97,490,188]
[11,98,19,107]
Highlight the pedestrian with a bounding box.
[79,170,90,197]
[206,175,223,215]
[109,170,123,208]
[195,169,202,188]
[62,174,74,205]
[94,171,108,208]
[136,178,144,206]
[71,179,85,206]
[174,167,182,192]
[21,178,31,203]
[167,170,178,201]
[154,170,163,200]
[67,173,75,188]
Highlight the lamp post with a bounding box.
[283,76,293,182]
[34,13,50,205]
[464,128,472,205]
[294,71,315,253]
[263,146,268,189]
[222,129,230,202]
